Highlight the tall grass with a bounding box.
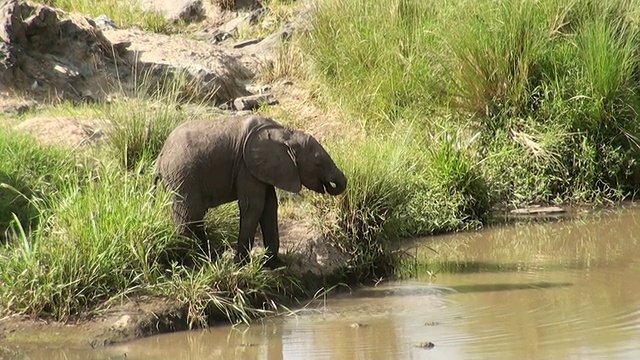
[312,129,489,280]
[0,131,81,242]
[104,97,188,169]
[0,160,186,318]
[306,0,640,205]
[305,0,441,128]
[0,150,300,324]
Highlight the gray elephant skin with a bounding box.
[154,115,347,269]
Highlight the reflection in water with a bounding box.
[6,207,640,359]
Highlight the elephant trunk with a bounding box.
[324,169,347,195]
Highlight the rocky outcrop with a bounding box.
[0,0,120,101]
[0,0,255,105]
[103,28,253,104]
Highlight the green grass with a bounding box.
[311,128,489,280]
[0,131,81,242]
[39,0,174,33]
[305,0,640,206]
[0,150,303,324]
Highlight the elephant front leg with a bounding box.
[260,186,285,269]
[236,188,265,265]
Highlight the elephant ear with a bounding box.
[243,125,302,193]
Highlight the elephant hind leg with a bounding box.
[171,198,209,255]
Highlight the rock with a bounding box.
[349,323,368,328]
[203,8,267,43]
[246,84,271,94]
[94,14,117,31]
[0,0,123,101]
[138,0,204,23]
[218,12,254,34]
[0,98,37,115]
[233,93,278,110]
[509,206,567,216]
[217,0,263,11]
[233,38,262,48]
[414,341,435,350]
[233,5,309,72]
[110,39,131,57]
[103,28,253,104]
[13,117,106,148]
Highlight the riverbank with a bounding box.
[2,0,640,348]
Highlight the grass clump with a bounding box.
[313,129,489,280]
[0,160,189,319]
[0,130,81,242]
[39,0,174,33]
[305,0,440,128]
[104,97,188,169]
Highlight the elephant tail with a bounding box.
[152,173,161,190]
[151,173,161,205]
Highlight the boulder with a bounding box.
[103,28,253,104]
[233,93,277,110]
[215,0,263,11]
[14,117,105,148]
[0,0,121,101]
[94,14,118,31]
[198,8,266,43]
[0,0,253,105]
[138,0,204,23]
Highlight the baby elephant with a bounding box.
[154,115,347,269]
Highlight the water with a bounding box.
[6,207,640,359]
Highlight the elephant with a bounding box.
[154,114,347,269]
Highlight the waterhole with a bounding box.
[7,207,640,359]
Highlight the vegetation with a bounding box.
[0,125,301,325]
[2,0,640,329]
[39,0,174,33]
[305,0,640,206]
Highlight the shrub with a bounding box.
[312,130,490,279]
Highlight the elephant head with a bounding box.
[243,123,347,195]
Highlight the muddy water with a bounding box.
[7,207,640,359]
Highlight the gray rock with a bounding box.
[94,14,118,31]
[0,99,37,115]
[233,93,278,111]
[138,0,204,23]
[234,0,264,10]
[218,12,254,34]
[0,0,123,101]
[509,206,567,216]
[246,84,271,94]
[204,7,267,43]
[233,38,262,49]
[103,28,253,104]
